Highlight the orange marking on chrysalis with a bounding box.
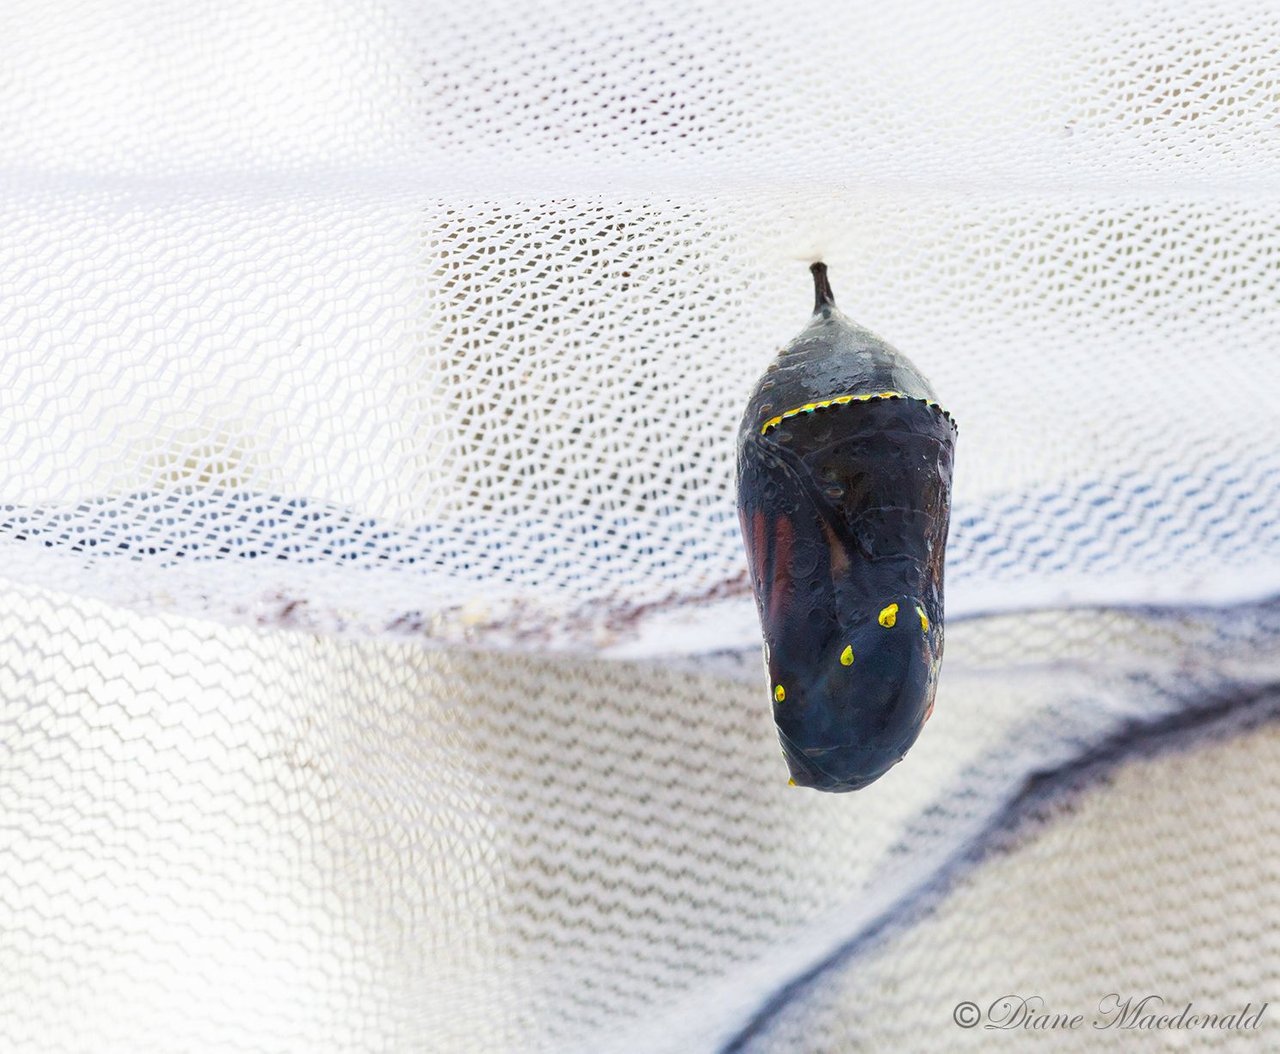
[768,515,795,625]
[820,517,851,579]
[748,509,767,586]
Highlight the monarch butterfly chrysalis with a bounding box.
[736,263,956,792]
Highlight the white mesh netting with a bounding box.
[2,1,1279,1051]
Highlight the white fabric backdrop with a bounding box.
[1,1,1278,1050]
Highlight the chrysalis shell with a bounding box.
[736,264,956,791]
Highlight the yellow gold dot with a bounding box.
[917,605,929,632]
[878,603,899,628]
[840,644,854,666]
[774,684,786,703]
[788,777,797,787]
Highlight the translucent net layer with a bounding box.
[3,1,1280,650]
[3,585,1278,1052]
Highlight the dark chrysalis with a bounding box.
[736,264,956,792]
